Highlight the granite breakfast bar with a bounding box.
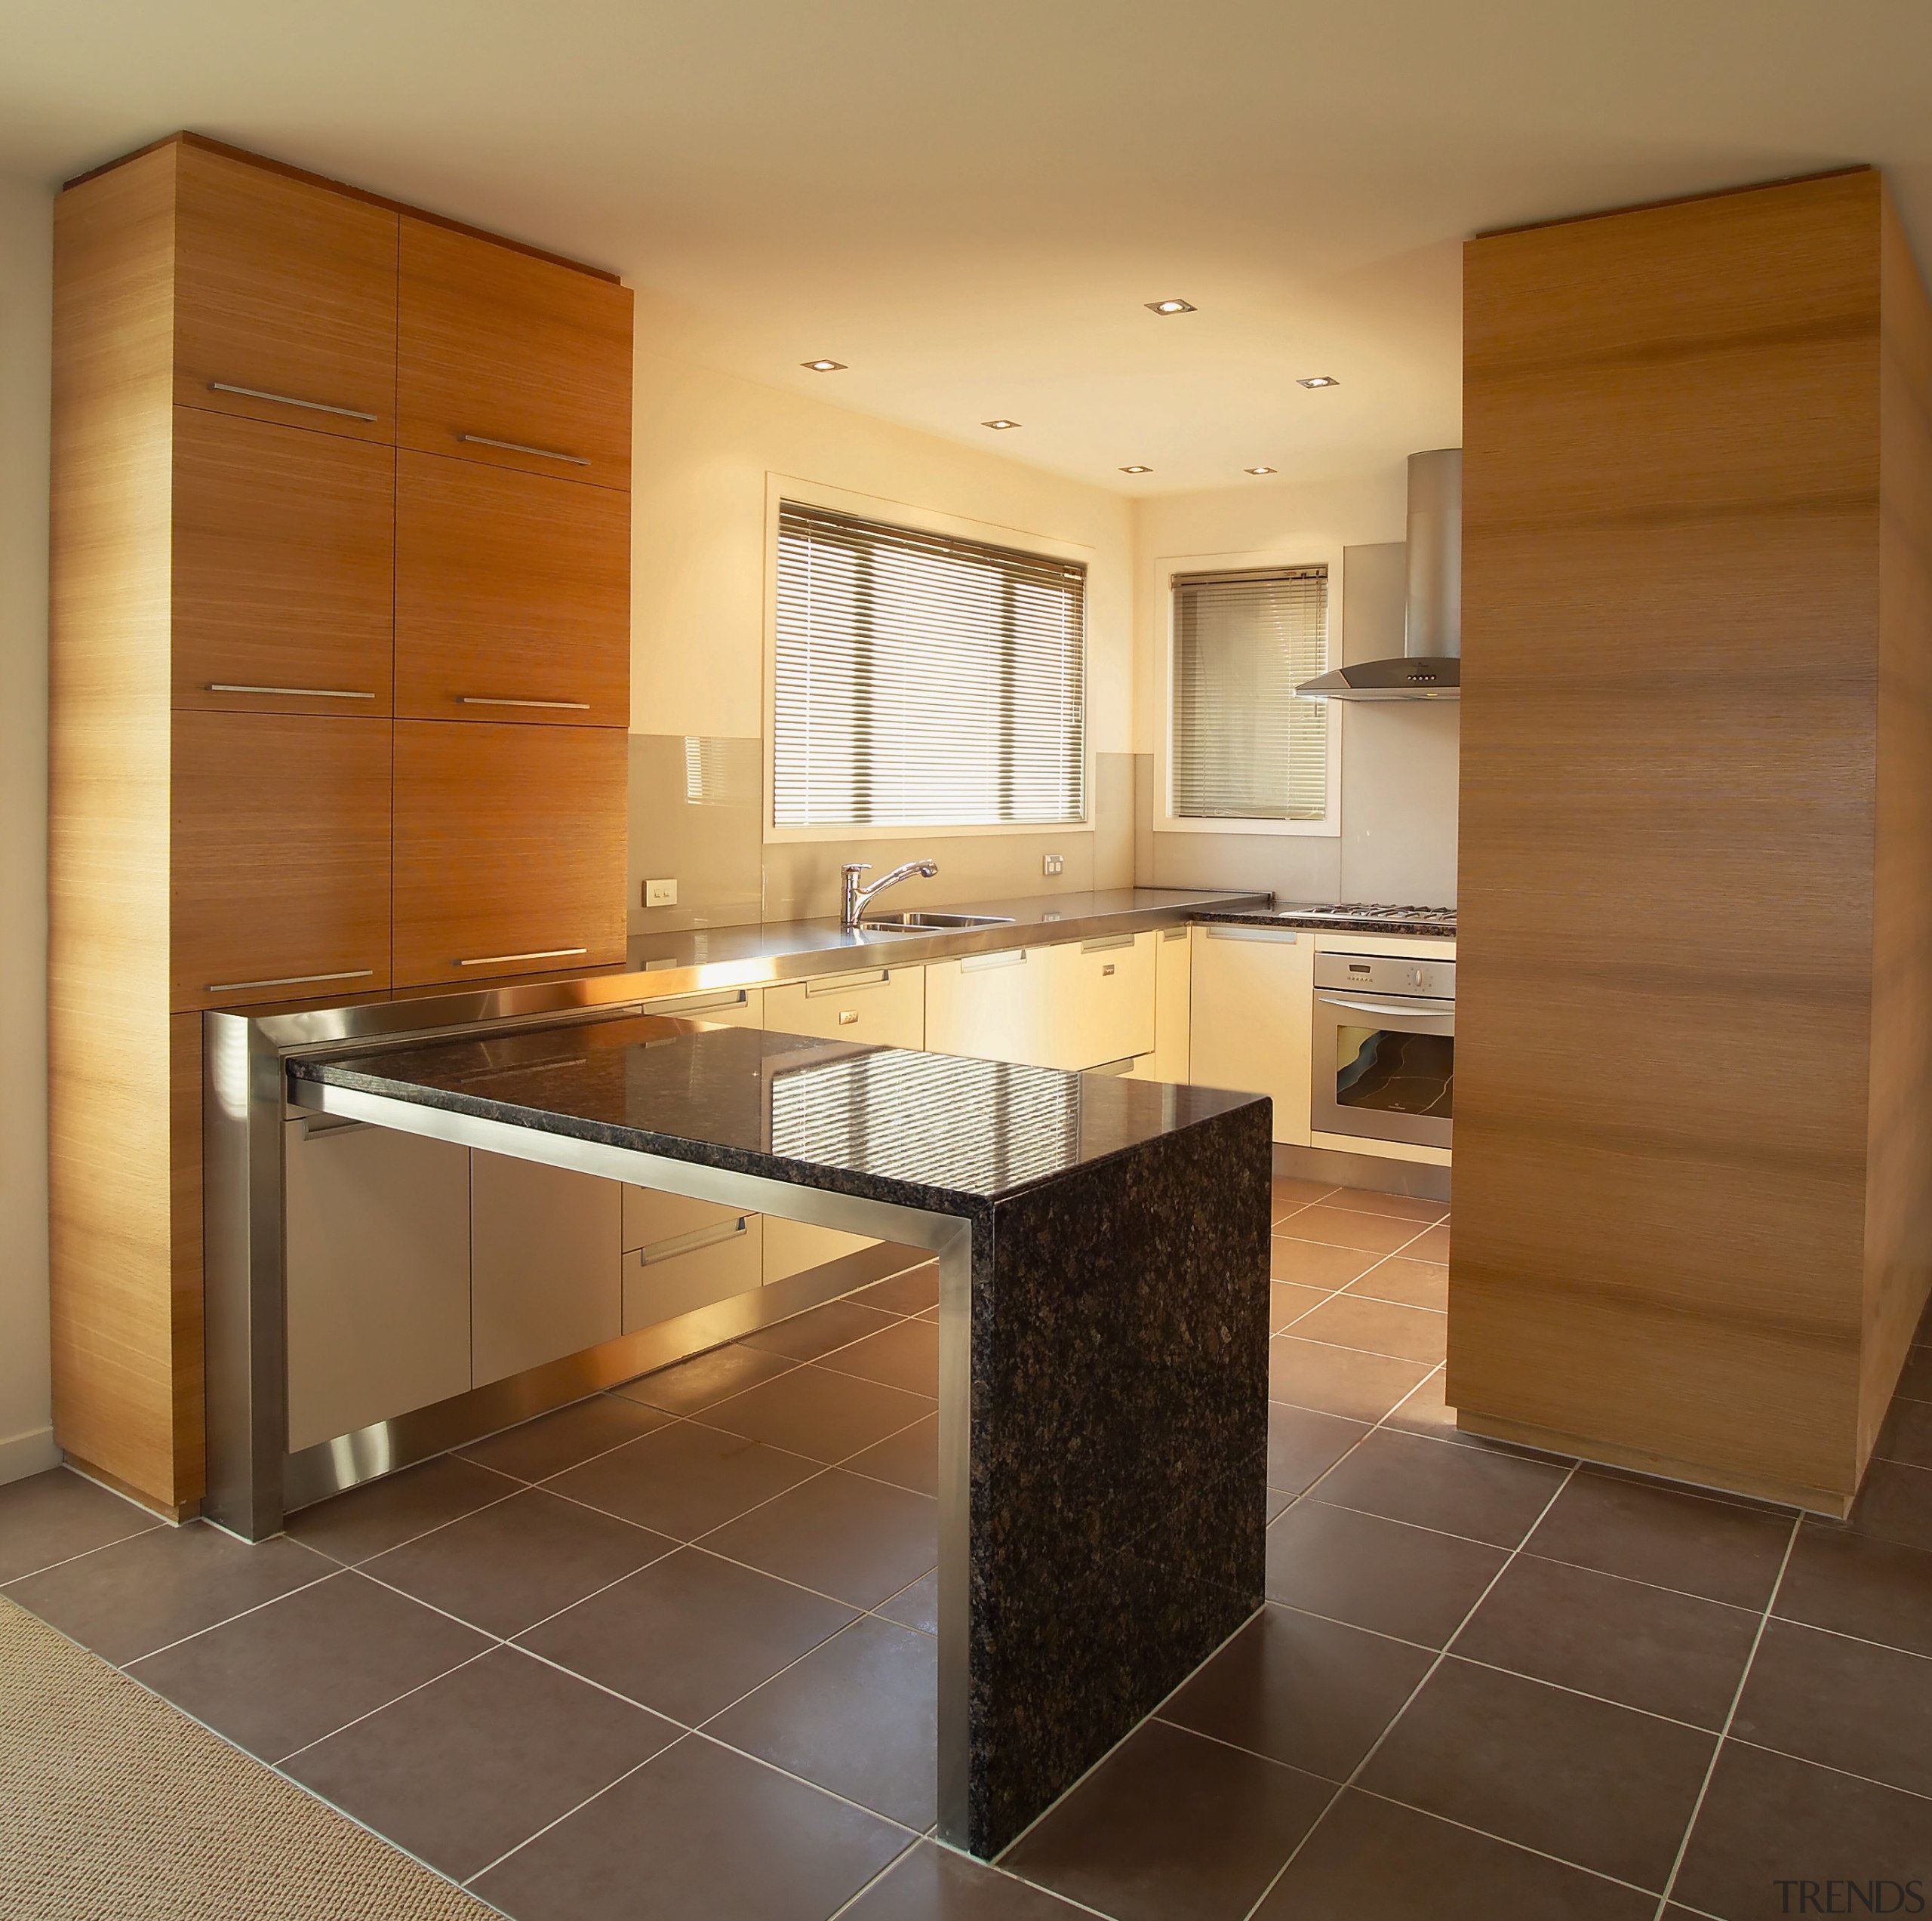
[204,1002,1272,1858]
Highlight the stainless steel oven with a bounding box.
[1311,952,1454,1150]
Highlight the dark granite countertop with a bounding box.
[288,1015,1266,1214]
[1190,901,1457,940]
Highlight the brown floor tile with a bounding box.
[701,1469,938,1609]
[1269,1404,1371,1496]
[1526,1468,1793,1609]
[1160,1604,1433,1781]
[1271,1176,1339,1221]
[458,1393,674,1482]
[814,1319,940,1396]
[851,1263,940,1316]
[1672,1741,1932,1920]
[739,1298,901,1362]
[844,1413,940,1498]
[1347,1257,1449,1312]
[1269,1337,1432,1423]
[364,1488,674,1637]
[1321,1188,1448,1224]
[1404,1223,1451,1262]
[1897,1344,1932,1401]
[1314,1429,1567,1547]
[1380,1375,1569,1463]
[1266,1501,1506,1646]
[1361,1657,1715,1890]
[518,1547,856,1722]
[1775,1522,1932,1658]
[1290,1294,1447,1365]
[706,1615,936,1827]
[471,1732,909,1921]
[285,1455,521,1565]
[1272,1282,1329,1331]
[285,1645,678,1882]
[1848,1460,1932,1553]
[125,1569,488,1762]
[1455,1553,1758,1726]
[844,1842,1089,1919]
[702,1365,936,1463]
[1254,1788,1658,1921]
[1272,1236,1380,1287]
[544,1421,821,1541]
[875,1569,938,1635]
[0,1469,160,1584]
[5,1521,332,1664]
[1281,1205,1424,1256]
[1731,1617,1932,1796]
[1002,1717,1332,1921]
[613,1342,798,1414]
[1877,1396,1932,1469]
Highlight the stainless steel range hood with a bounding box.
[1297,448,1461,702]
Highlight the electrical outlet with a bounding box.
[645,878,678,908]
[1043,852,1064,876]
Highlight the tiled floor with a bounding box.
[5,1182,1932,1920]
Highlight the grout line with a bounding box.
[2,1518,170,1589]
[821,1835,927,1921]
[1718,1734,1932,1804]
[109,1565,345,1669]
[1650,1517,1801,1919]
[271,1642,502,1768]
[460,1746,671,1885]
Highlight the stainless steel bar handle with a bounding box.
[206,967,376,993]
[1317,993,1455,1021]
[455,947,590,968]
[208,684,377,700]
[457,696,592,711]
[457,433,589,466]
[1205,925,1298,944]
[209,382,378,423]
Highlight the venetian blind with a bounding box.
[1171,566,1331,821]
[774,503,1087,829]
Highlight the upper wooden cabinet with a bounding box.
[395,451,629,725]
[173,142,398,442]
[173,408,395,716]
[398,217,632,489]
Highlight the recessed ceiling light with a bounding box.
[1119,464,1153,474]
[801,359,847,372]
[1243,466,1277,476]
[982,419,1021,429]
[1297,375,1340,389]
[1146,298,1196,315]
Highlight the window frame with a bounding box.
[1153,542,1344,839]
[761,474,1096,845]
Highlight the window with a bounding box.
[1170,565,1331,821]
[773,501,1086,830]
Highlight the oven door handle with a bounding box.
[1317,993,1455,1024]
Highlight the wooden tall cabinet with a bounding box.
[51,134,633,1513]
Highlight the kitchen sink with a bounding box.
[858,911,1018,931]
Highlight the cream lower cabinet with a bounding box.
[924,946,1057,1067]
[1189,923,1315,1144]
[284,1119,472,1453]
[764,965,923,1048]
[1040,932,1156,1070]
[620,1184,762,1331]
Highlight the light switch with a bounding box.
[1043,852,1064,876]
[645,878,678,907]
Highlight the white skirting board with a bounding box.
[0,1424,61,1486]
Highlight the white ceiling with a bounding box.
[8,0,1932,494]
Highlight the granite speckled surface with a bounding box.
[1191,901,1457,939]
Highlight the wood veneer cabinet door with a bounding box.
[395,451,628,725]
[392,719,627,986]
[173,408,395,716]
[171,712,393,1011]
[174,142,398,442]
[398,217,632,490]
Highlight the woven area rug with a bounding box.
[0,1596,499,1921]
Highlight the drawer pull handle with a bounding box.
[1081,933,1135,954]
[457,696,592,711]
[456,947,590,968]
[208,683,377,700]
[206,967,375,993]
[1205,925,1299,944]
[209,382,378,423]
[961,947,1026,972]
[640,1217,750,1264]
[838,1010,859,1025]
[804,969,889,996]
[457,433,590,466]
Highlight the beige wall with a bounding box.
[1131,472,1460,907]
[0,178,54,1479]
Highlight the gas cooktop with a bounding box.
[1194,901,1458,936]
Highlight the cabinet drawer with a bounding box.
[623,1218,762,1332]
[392,719,627,987]
[1042,931,1155,1070]
[398,217,632,490]
[173,408,395,717]
[923,946,1054,1067]
[1189,925,1315,1145]
[171,712,392,1011]
[174,143,397,444]
[395,452,628,725]
[764,967,924,1049]
[623,1184,749,1254]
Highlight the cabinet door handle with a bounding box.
[1081,933,1135,954]
[209,382,377,423]
[961,947,1026,972]
[455,947,590,968]
[206,967,376,993]
[457,696,592,711]
[208,683,377,700]
[1205,925,1299,944]
[457,433,589,467]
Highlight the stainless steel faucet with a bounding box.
[841,859,938,931]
